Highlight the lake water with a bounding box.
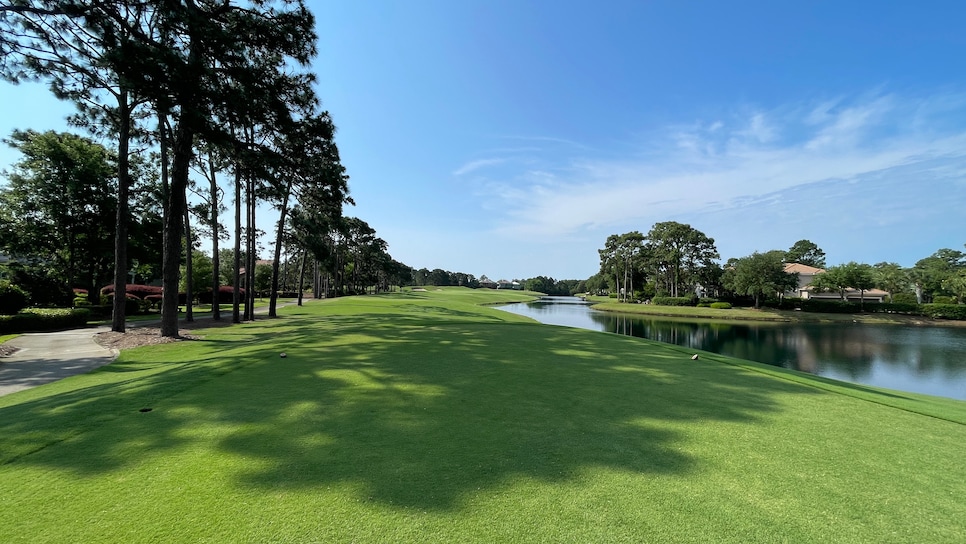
[496,296,966,401]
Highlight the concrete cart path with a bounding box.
[0,326,115,397]
[0,299,315,398]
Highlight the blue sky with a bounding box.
[2,1,966,280]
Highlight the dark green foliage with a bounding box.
[722,250,797,309]
[652,296,695,306]
[932,296,955,305]
[0,308,89,334]
[865,302,921,314]
[785,240,826,268]
[709,302,732,309]
[0,130,118,299]
[892,292,918,304]
[645,222,719,298]
[921,304,966,320]
[799,300,859,313]
[773,297,804,310]
[0,281,29,315]
[523,277,582,295]
[84,305,113,319]
[1,262,74,307]
[198,286,244,305]
[125,297,140,317]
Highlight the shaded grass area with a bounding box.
[0,289,964,542]
[0,334,18,344]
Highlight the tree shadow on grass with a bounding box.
[0,309,822,511]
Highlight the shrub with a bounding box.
[932,295,955,305]
[865,302,921,315]
[771,297,803,311]
[85,305,112,319]
[0,308,90,334]
[652,296,695,306]
[608,292,618,299]
[144,295,163,310]
[197,286,245,304]
[800,299,859,313]
[710,302,732,309]
[696,303,710,308]
[3,263,72,307]
[126,297,141,316]
[100,284,162,299]
[0,281,29,315]
[891,292,918,304]
[73,296,92,308]
[921,304,966,320]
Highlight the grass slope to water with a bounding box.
[589,296,966,326]
[0,288,964,543]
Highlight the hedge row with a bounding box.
[651,296,695,306]
[921,304,966,320]
[0,308,90,334]
[100,284,163,298]
[770,299,964,320]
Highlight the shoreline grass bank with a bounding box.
[1,287,963,542]
[587,296,966,327]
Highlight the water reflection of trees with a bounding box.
[587,312,966,382]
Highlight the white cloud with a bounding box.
[474,92,966,240]
[452,158,506,176]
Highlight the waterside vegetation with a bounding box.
[587,296,966,327]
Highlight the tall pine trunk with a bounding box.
[269,178,294,317]
[160,122,192,338]
[209,153,221,320]
[232,164,242,324]
[111,89,131,332]
[245,168,255,320]
[183,201,193,322]
[297,250,307,306]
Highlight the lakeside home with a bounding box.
[784,262,890,302]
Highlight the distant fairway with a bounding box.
[1,288,963,543]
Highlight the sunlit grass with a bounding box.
[1,287,963,542]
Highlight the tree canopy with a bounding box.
[785,239,826,268]
[723,250,798,309]
[0,130,117,302]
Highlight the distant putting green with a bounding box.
[1,288,963,542]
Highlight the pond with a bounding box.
[496,296,966,401]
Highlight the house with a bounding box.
[496,279,522,290]
[783,263,889,303]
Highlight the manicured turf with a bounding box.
[1,288,963,542]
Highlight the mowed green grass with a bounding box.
[1,288,964,543]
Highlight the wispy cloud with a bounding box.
[452,158,506,176]
[474,92,966,239]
